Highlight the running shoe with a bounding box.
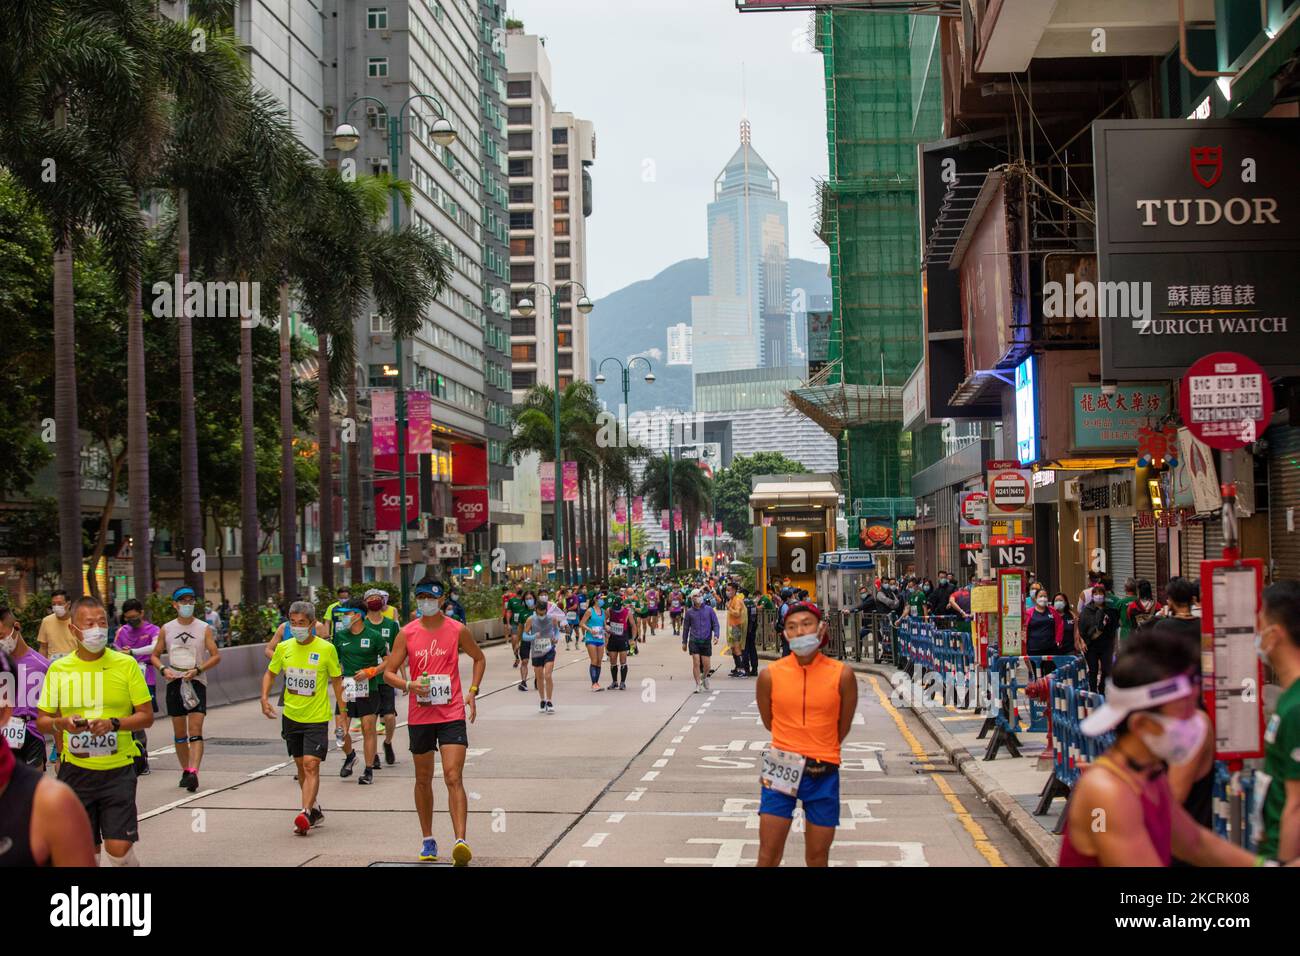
[384,741,396,765]
[618,682,627,691]
[419,837,438,862]
[539,699,547,713]
[177,771,189,789]
[695,683,703,694]
[607,681,619,691]
[545,701,555,714]
[293,811,311,835]
[359,768,374,785]
[518,680,528,691]
[340,751,357,778]
[592,684,604,692]
[184,770,199,793]
[371,756,382,772]
[703,677,712,691]
[451,839,472,866]
[308,806,325,828]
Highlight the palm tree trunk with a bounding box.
[582,472,593,581]
[53,239,83,596]
[575,467,586,581]
[177,189,204,597]
[127,268,151,599]
[278,282,297,602]
[214,512,227,606]
[597,469,607,580]
[86,441,126,604]
[317,333,334,590]
[240,296,260,605]
[347,357,363,584]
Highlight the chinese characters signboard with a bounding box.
[1072,383,1170,450]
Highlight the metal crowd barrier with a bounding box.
[1034,660,1111,831]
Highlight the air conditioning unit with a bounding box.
[370,334,383,345]
[381,29,392,39]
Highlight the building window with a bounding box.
[512,370,536,389]
[557,330,572,347]
[553,175,568,193]
[510,237,534,256]
[553,196,568,215]
[507,131,531,151]
[368,57,389,78]
[511,263,535,283]
[553,152,568,169]
[552,128,569,145]
[511,343,536,363]
[367,7,388,29]
[507,80,532,98]
[511,317,535,337]
[507,105,531,124]
[553,218,569,236]
[555,263,571,280]
[509,211,533,229]
[509,185,533,204]
[508,157,532,177]
[554,241,570,259]
[558,374,572,390]
[369,313,392,334]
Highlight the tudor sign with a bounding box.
[986,461,1032,517]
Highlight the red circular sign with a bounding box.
[1178,351,1273,451]
[989,471,1030,513]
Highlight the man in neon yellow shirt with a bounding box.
[36,596,154,866]
[261,600,344,836]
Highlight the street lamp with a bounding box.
[334,94,457,619]
[596,356,655,579]
[518,280,594,585]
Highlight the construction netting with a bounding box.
[812,9,943,501]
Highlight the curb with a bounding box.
[848,660,1060,868]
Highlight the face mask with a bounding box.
[52,605,68,619]
[366,598,384,612]
[537,600,549,610]
[0,634,16,654]
[1054,600,1066,611]
[291,625,312,642]
[417,599,440,617]
[1036,595,1049,608]
[1138,712,1206,766]
[788,633,821,656]
[525,599,535,608]
[79,626,109,653]
[124,617,142,629]
[1255,627,1276,665]
[597,599,605,608]
[346,614,362,629]
[923,585,932,593]
[178,603,195,619]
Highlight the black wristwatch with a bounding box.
[110,718,121,732]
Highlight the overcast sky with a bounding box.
[505,0,830,298]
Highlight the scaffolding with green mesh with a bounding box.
[814,10,942,504]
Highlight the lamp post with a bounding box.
[334,96,457,620]
[595,356,655,578]
[517,282,594,586]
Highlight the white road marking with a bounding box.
[688,716,699,723]
[583,832,609,848]
[138,790,219,821]
[625,787,647,802]
[640,771,660,781]
[567,860,587,867]
[671,736,684,743]
[662,748,676,756]
[652,759,668,768]
[678,726,693,733]
[606,813,625,823]
[148,746,176,757]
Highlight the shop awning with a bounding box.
[786,383,904,437]
[750,476,841,512]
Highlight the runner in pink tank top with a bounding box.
[383,580,486,866]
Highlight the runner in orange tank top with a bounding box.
[755,600,857,867]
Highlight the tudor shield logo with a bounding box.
[1190,146,1222,189]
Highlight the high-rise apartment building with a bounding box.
[667,322,693,365]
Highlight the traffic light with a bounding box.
[646,549,658,567]
[473,553,484,574]
[619,549,630,566]
[633,550,642,568]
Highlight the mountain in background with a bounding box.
[588,257,831,415]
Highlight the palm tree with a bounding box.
[0,0,150,594]
[159,9,246,596]
[639,454,712,572]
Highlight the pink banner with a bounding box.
[407,390,432,454]
[614,497,627,524]
[541,465,555,503]
[632,497,643,522]
[372,389,396,455]
[563,461,578,502]
[660,510,668,530]
[673,508,682,531]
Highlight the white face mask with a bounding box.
[52,605,68,619]
[417,599,440,617]
[1138,712,1206,766]
[1255,627,1276,665]
[79,626,109,653]
[1054,600,1067,612]
[178,603,196,619]
[1092,594,1105,604]
[291,625,312,643]
[1036,595,1049,608]
[0,634,16,654]
[787,633,821,656]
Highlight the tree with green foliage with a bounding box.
[713,452,809,543]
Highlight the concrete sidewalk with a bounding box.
[854,660,1064,866]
